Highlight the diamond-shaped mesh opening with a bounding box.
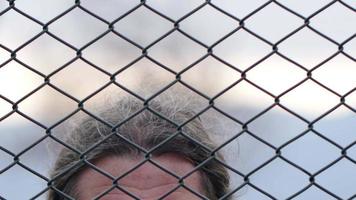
[0,1,355,199]
[314,106,356,147]
[116,58,175,98]
[199,108,243,147]
[114,6,173,47]
[310,2,356,43]
[0,113,45,154]
[244,2,303,42]
[249,106,307,147]
[0,9,42,49]
[150,83,209,121]
[278,28,337,69]
[282,132,340,172]
[220,133,275,175]
[280,80,340,120]
[19,85,78,126]
[215,81,274,122]
[317,159,356,199]
[214,29,271,71]
[250,158,309,199]
[82,32,141,73]
[50,8,107,48]
[179,5,237,45]
[50,59,109,99]
[17,34,76,74]
[82,85,138,118]
[182,56,240,97]
[247,54,306,95]
[0,62,43,101]
[0,164,47,199]
[313,54,356,95]
[149,31,206,72]
[16,136,52,179]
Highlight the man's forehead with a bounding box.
[80,153,199,178]
[74,153,205,199]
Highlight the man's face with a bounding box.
[75,153,205,200]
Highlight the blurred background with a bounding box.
[0,0,356,199]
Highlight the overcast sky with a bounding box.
[0,0,355,199]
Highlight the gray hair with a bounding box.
[48,92,230,200]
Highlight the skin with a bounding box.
[75,153,206,200]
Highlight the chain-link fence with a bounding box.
[0,0,356,199]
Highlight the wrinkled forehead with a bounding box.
[74,153,205,199]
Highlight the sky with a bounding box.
[0,0,356,199]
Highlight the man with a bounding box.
[48,93,230,200]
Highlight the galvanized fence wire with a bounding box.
[0,0,355,199]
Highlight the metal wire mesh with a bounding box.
[0,0,356,199]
